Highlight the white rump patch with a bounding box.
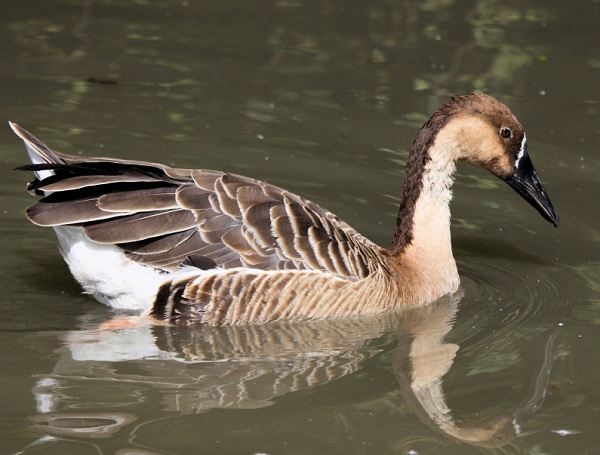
[53,226,167,311]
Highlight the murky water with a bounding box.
[0,1,599,454]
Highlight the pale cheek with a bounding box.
[475,141,512,175]
[491,153,513,176]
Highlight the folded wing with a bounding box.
[14,124,380,282]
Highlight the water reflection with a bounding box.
[22,292,556,451]
[393,310,555,448]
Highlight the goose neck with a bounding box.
[389,114,459,257]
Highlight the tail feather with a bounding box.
[9,122,65,180]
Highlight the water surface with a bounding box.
[1,1,599,454]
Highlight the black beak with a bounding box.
[504,147,559,227]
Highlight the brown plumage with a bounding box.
[11,93,559,325]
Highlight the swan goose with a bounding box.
[11,93,559,325]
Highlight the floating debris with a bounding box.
[552,429,582,436]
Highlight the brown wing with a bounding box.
[14,125,379,280]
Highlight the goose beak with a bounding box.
[504,148,559,227]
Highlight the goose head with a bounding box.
[428,93,559,227]
[391,94,558,258]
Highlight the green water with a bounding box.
[0,1,598,454]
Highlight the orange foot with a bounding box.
[97,316,140,331]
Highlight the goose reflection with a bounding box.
[392,299,556,448]
[28,293,555,449]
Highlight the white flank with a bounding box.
[53,226,168,310]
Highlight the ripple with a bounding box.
[459,254,567,326]
[445,250,570,364]
[30,412,137,439]
[571,262,600,324]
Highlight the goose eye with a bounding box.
[500,127,512,139]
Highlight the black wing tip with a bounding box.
[14,163,63,172]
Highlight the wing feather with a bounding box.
[84,209,197,244]
[17,130,380,278]
[98,187,178,212]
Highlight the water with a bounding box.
[0,1,599,453]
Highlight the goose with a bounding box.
[11,93,559,326]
